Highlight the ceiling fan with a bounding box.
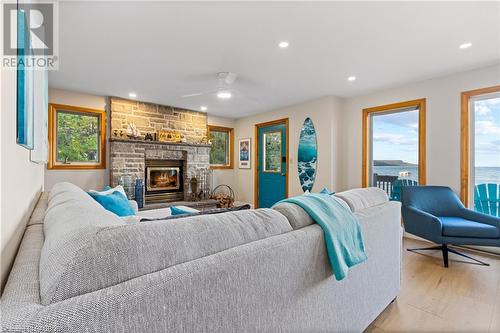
[181,72,240,100]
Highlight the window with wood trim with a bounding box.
[48,103,106,169]
[362,99,426,200]
[461,86,500,215]
[208,125,234,169]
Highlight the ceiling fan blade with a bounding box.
[181,92,204,98]
[181,88,219,98]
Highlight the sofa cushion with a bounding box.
[41,182,292,305]
[273,195,350,229]
[273,202,314,229]
[41,183,127,305]
[335,187,388,212]
[137,207,172,219]
[440,216,500,238]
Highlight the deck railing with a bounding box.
[372,173,418,201]
[372,174,398,198]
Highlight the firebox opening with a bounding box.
[145,159,184,204]
[147,167,181,191]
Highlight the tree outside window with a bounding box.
[208,125,234,169]
[48,104,106,169]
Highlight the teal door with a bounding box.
[257,122,287,208]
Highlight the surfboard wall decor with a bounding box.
[297,117,317,192]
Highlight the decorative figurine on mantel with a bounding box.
[113,129,127,138]
[200,136,210,145]
[126,123,141,139]
[158,129,181,143]
[144,133,155,141]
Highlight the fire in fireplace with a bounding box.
[145,159,184,203]
[147,167,180,191]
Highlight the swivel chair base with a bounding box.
[407,244,489,267]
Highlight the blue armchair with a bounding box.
[401,186,500,267]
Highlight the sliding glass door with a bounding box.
[463,89,500,216]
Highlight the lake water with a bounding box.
[373,166,500,185]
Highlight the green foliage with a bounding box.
[56,111,99,162]
[210,130,229,165]
[265,132,281,171]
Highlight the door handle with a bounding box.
[281,173,286,176]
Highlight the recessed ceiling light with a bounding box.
[459,42,472,49]
[128,92,137,98]
[347,76,356,82]
[279,41,289,48]
[200,106,208,111]
[216,90,232,99]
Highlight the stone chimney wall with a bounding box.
[110,97,207,144]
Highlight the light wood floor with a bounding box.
[365,238,500,333]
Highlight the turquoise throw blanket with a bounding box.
[274,193,367,280]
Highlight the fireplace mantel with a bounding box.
[110,137,211,148]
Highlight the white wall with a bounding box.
[233,96,344,205]
[45,88,109,191]
[341,65,500,194]
[207,115,237,192]
[1,69,45,290]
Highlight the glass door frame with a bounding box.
[362,98,427,188]
[460,85,500,207]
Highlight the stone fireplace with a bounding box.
[109,97,211,204]
[110,139,211,203]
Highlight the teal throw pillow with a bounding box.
[88,191,136,217]
[170,206,199,215]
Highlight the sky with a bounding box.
[372,97,500,168]
[372,109,419,164]
[474,97,500,167]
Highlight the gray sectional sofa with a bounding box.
[1,183,402,332]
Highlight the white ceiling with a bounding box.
[49,1,500,118]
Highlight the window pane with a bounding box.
[56,111,100,163]
[473,96,500,216]
[210,130,229,165]
[371,109,419,200]
[263,131,281,172]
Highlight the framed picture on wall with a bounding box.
[16,3,34,149]
[238,138,251,169]
[15,0,49,161]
